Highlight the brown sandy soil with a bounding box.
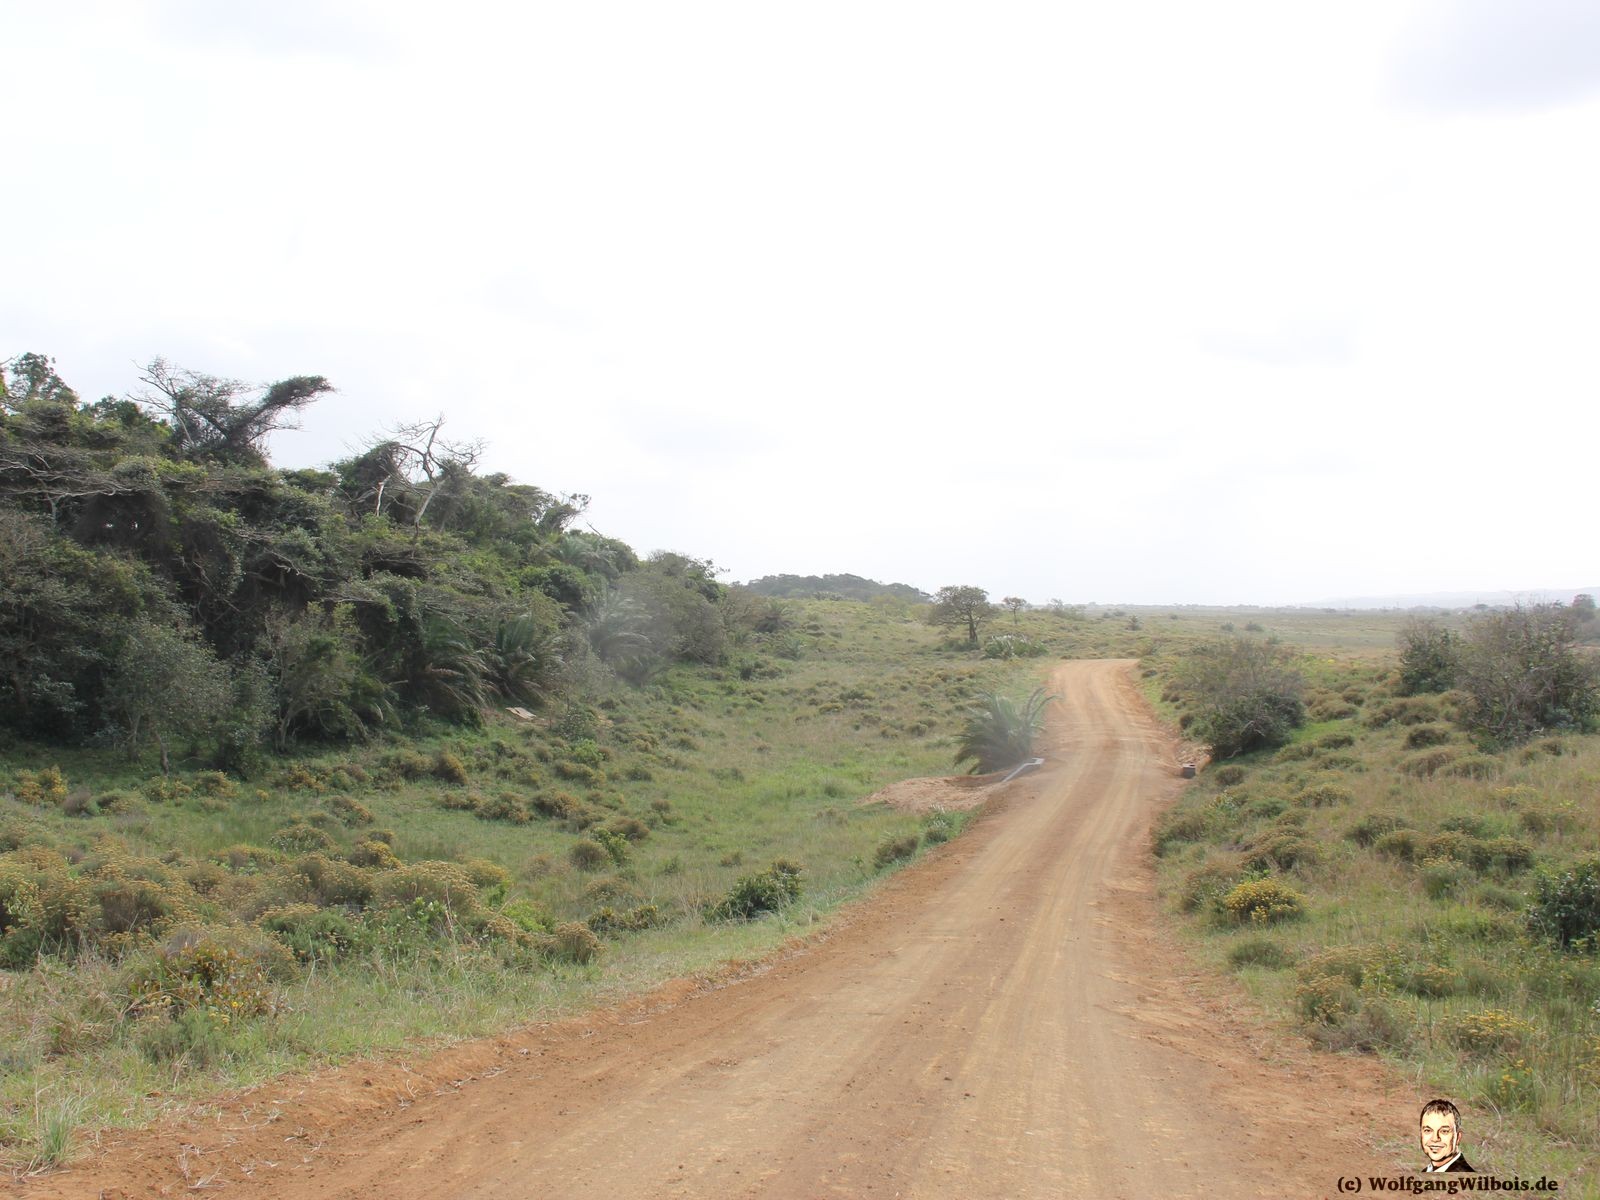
[860,771,1006,812]
[14,660,1413,1199]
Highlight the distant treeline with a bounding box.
[742,574,929,603]
[0,354,795,770]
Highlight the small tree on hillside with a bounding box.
[1180,636,1305,759]
[1002,596,1026,625]
[1396,617,1460,695]
[929,585,995,646]
[1456,603,1599,742]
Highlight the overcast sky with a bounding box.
[6,1,1598,605]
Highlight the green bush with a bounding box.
[259,903,363,962]
[1294,971,1357,1025]
[606,816,651,842]
[271,822,336,854]
[1420,857,1467,900]
[1244,831,1318,872]
[1440,754,1501,780]
[873,834,920,869]
[1297,783,1352,808]
[587,904,662,934]
[1455,603,1600,743]
[1400,748,1457,778]
[1396,961,1461,997]
[1347,813,1404,847]
[371,862,478,922]
[1364,695,1443,728]
[347,839,401,870]
[501,898,553,934]
[1525,856,1600,951]
[327,795,374,825]
[432,751,470,785]
[1179,857,1243,913]
[1227,937,1294,971]
[1443,1008,1535,1055]
[128,936,276,1021]
[137,1008,232,1067]
[1154,807,1211,856]
[290,854,374,907]
[474,793,531,824]
[1476,836,1534,874]
[1374,829,1424,862]
[1179,638,1305,759]
[1210,764,1246,787]
[1396,619,1460,695]
[1220,878,1306,925]
[569,839,609,871]
[1405,723,1454,749]
[1305,993,1409,1053]
[715,860,804,920]
[591,829,631,867]
[550,921,601,964]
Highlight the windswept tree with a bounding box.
[1002,596,1027,624]
[335,415,482,534]
[135,359,332,466]
[929,585,995,646]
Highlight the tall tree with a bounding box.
[929,585,995,646]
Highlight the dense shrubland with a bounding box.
[0,353,791,765]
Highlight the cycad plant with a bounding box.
[489,612,563,705]
[954,687,1056,773]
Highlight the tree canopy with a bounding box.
[928,585,995,646]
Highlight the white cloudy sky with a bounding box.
[6,1,1599,604]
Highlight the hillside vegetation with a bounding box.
[1146,606,1600,1189]
[0,353,1140,1170]
[742,574,929,603]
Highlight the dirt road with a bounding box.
[24,660,1404,1198]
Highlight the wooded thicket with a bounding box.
[0,354,773,771]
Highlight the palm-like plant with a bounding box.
[489,612,563,704]
[584,586,653,666]
[408,614,490,719]
[954,688,1056,774]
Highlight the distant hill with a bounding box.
[741,573,930,603]
[1298,587,1600,611]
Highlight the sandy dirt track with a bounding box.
[19,660,1409,1199]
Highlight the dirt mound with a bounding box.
[859,769,1009,811]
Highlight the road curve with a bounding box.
[21,660,1401,1199]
